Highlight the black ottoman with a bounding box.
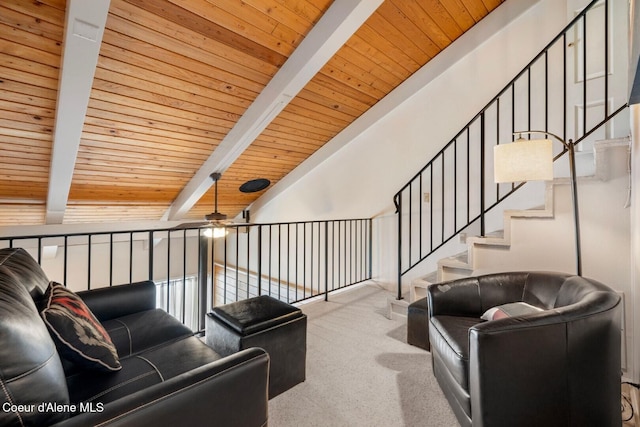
[206,295,307,398]
[407,297,430,351]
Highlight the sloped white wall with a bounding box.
[248,0,636,381]
[251,0,574,284]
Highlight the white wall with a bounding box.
[245,0,636,380]
[251,0,574,285]
[8,232,202,292]
[630,104,640,382]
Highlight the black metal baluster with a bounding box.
[148,231,154,283]
[129,232,133,284]
[109,233,114,287]
[258,225,263,296]
[166,232,171,312]
[182,229,187,324]
[63,236,68,285]
[88,235,92,290]
[236,227,240,300]
[223,231,228,304]
[441,153,445,245]
[583,14,587,140]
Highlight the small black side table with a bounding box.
[206,295,307,398]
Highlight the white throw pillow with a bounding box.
[481,302,543,321]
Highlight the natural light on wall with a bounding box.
[493,137,554,183]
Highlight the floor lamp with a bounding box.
[493,131,582,276]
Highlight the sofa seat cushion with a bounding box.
[430,315,480,391]
[65,335,222,407]
[101,309,194,358]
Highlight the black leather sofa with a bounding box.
[0,247,269,427]
[427,271,622,427]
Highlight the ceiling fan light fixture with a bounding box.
[203,227,228,239]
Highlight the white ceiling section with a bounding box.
[165,0,385,221]
[46,0,111,224]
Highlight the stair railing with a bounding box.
[394,0,627,299]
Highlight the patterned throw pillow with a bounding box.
[481,301,543,321]
[41,281,121,372]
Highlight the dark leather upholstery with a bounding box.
[100,309,193,358]
[407,297,430,350]
[0,248,69,427]
[55,347,269,427]
[428,271,622,427]
[65,336,222,405]
[209,294,304,334]
[0,247,49,297]
[0,248,270,427]
[207,295,307,398]
[78,280,157,321]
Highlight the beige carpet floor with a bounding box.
[268,282,458,427]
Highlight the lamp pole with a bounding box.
[514,131,582,276]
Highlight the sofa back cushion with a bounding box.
[476,272,609,312]
[521,271,570,309]
[554,275,612,308]
[78,280,158,322]
[0,255,70,426]
[0,248,50,298]
[477,272,528,313]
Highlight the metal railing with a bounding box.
[212,220,372,306]
[394,0,627,299]
[0,218,372,332]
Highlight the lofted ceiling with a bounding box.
[0,0,505,227]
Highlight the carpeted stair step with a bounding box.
[386,291,410,320]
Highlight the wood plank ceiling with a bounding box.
[0,0,505,227]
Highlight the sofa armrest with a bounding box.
[52,347,270,427]
[428,277,482,317]
[77,281,157,322]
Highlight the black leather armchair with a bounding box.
[0,248,269,427]
[428,271,622,427]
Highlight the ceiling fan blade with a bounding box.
[172,221,210,230]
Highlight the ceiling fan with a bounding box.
[174,172,243,237]
[203,172,235,237]
[204,172,230,222]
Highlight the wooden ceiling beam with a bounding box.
[165,0,385,222]
[45,0,110,224]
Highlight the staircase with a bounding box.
[389,0,631,320]
[387,136,631,320]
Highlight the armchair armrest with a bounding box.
[52,347,270,427]
[469,318,569,427]
[77,281,157,322]
[468,295,621,426]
